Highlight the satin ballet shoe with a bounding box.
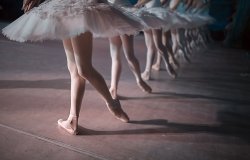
[141,71,151,81]
[163,58,177,79]
[137,80,152,93]
[152,63,161,71]
[57,115,78,135]
[106,99,129,123]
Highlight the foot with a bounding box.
[177,48,191,64]
[109,88,118,100]
[162,57,177,79]
[152,63,161,71]
[57,115,78,135]
[106,99,129,123]
[137,80,152,93]
[166,64,177,79]
[141,71,150,81]
[169,56,180,70]
[183,52,191,63]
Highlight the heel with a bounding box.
[57,115,78,135]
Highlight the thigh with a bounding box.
[63,38,75,61]
[120,34,134,57]
[152,29,163,47]
[70,32,93,68]
[109,36,122,61]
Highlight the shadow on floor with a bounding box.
[118,91,250,105]
[1,79,249,105]
[77,119,250,143]
[0,79,93,90]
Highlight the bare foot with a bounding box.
[141,71,150,81]
[58,115,78,135]
[137,80,152,93]
[106,99,129,123]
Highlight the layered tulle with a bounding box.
[2,0,145,42]
[108,0,191,31]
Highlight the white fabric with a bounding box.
[107,0,132,7]
[145,0,161,8]
[2,0,145,42]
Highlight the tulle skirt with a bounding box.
[2,0,145,42]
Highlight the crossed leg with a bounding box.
[58,32,129,135]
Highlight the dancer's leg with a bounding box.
[172,29,190,63]
[109,36,122,99]
[120,34,152,93]
[71,32,129,123]
[142,30,156,80]
[57,38,86,135]
[152,33,164,71]
[152,29,177,78]
[70,32,113,104]
[171,29,178,54]
[163,30,180,69]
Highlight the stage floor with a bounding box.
[0,32,250,160]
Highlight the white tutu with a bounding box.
[137,7,190,30]
[108,0,190,31]
[160,0,215,30]
[2,0,145,42]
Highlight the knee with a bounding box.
[67,62,79,77]
[76,65,93,80]
[124,53,136,63]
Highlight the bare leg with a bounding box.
[171,29,178,54]
[163,30,180,69]
[152,32,163,71]
[57,38,86,135]
[58,32,129,135]
[142,30,156,80]
[172,29,190,63]
[152,29,177,79]
[71,32,129,122]
[109,36,122,99]
[120,34,152,93]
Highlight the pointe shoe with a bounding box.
[109,88,118,100]
[166,65,177,79]
[169,56,180,70]
[163,59,177,79]
[57,115,78,135]
[137,80,152,93]
[152,63,161,71]
[106,99,129,123]
[141,71,150,81]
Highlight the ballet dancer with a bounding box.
[135,0,178,81]
[108,0,152,99]
[2,0,149,135]
[152,0,192,71]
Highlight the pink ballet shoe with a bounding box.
[106,99,129,123]
[141,71,151,81]
[57,115,78,135]
[152,63,161,71]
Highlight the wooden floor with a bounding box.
[0,31,250,160]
